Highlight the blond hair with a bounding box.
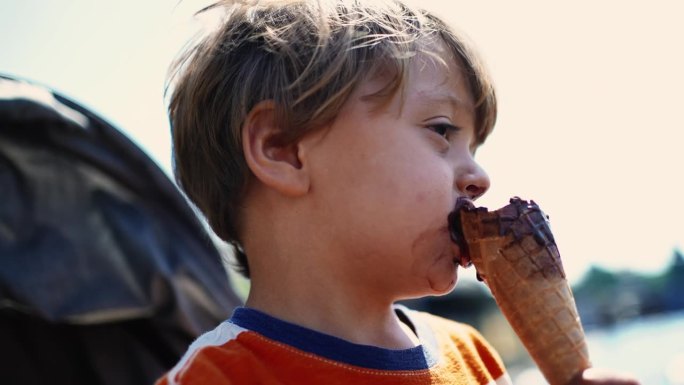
[167,0,497,277]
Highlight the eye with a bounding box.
[427,123,459,140]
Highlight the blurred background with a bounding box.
[1,0,682,384]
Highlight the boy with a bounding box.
[157,0,639,384]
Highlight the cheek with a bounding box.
[357,154,449,209]
[371,158,454,249]
[408,164,454,211]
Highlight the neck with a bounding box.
[240,189,419,349]
[245,266,419,350]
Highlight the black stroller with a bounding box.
[0,75,242,385]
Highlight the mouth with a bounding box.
[448,197,475,268]
[448,225,472,269]
[451,243,472,268]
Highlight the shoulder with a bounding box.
[400,306,490,346]
[156,321,257,385]
[397,306,512,385]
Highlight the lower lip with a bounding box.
[456,256,471,268]
[453,257,466,268]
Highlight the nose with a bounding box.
[455,160,490,200]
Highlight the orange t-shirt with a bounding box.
[156,306,510,385]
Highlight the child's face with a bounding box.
[303,47,490,300]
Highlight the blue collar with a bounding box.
[228,305,438,371]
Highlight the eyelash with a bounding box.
[427,123,459,140]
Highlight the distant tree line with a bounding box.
[572,249,684,327]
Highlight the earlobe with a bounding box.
[242,101,310,197]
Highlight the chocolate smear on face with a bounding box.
[447,197,476,264]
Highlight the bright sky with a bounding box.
[2,1,682,283]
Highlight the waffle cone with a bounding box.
[449,197,591,385]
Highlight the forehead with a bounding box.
[409,53,474,109]
[358,47,476,115]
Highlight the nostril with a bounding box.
[465,184,484,199]
[455,165,490,200]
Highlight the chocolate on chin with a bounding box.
[448,197,591,385]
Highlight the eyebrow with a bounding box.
[414,92,472,111]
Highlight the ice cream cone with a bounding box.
[449,197,591,385]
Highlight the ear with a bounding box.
[242,101,310,197]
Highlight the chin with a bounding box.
[426,269,458,296]
[422,253,459,295]
[430,279,457,296]
[399,271,458,300]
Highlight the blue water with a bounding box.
[513,311,684,384]
[586,311,684,384]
